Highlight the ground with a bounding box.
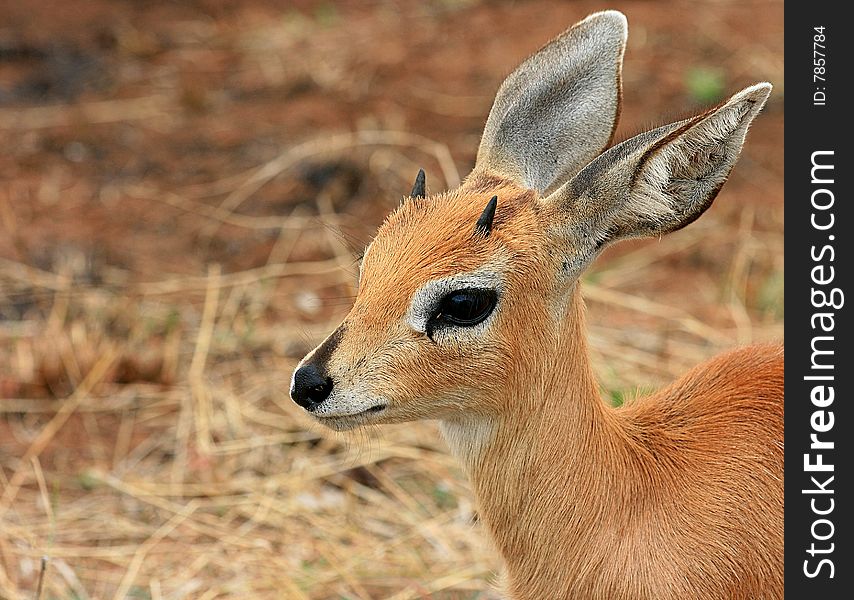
[0,1,782,598]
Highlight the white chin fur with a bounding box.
[311,387,388,418]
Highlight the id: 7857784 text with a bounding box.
[813,26,826,106]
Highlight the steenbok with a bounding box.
[291,10,782,600]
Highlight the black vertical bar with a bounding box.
[785,3,851,597]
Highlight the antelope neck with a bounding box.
[440,289,649,591]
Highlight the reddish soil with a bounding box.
[1,0,782,280]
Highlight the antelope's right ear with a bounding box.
[544,83,772,272]
[473,11,627,196]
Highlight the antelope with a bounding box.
[290,10,783,600]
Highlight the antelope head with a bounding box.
[290,11,770,432]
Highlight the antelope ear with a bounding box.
[545,83,772,270]
[473,11,627,196]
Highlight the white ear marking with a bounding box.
[544,81,772,259]
[474,10,628,194]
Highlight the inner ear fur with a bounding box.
[473,11,627,196]
[545,82,772,252]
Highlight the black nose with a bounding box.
[291,364,333,410]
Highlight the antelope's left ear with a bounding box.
[544,83,771,265]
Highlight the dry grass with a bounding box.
[0,129,498,599]
[0,139,782,598]
[0,1,783,598]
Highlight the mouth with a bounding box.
[313,404,388,430]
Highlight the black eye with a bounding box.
[433,288,498,328]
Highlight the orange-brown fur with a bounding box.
[466,290,783,599]
[320,174,784,598]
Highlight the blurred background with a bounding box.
[0,1,782,598]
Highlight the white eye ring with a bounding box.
[426,288,499,338]
[406,269,505,335]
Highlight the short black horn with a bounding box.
[475,196,498,236]
[410,168,426,199]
